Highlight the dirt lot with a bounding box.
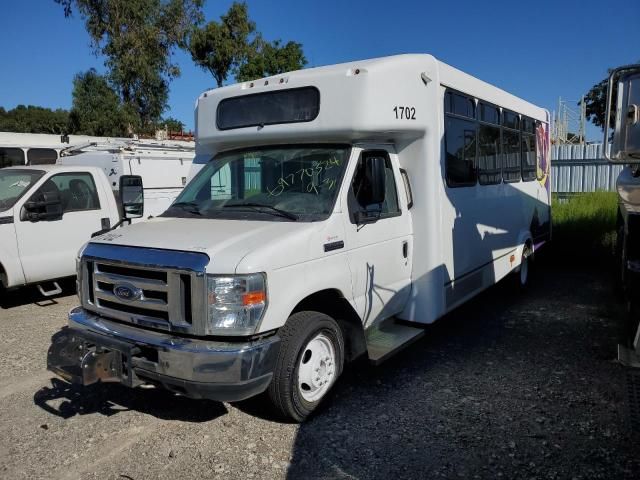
[0,260,638,480]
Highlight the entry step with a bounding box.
[366,319,425,365]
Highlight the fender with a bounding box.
[514,229,533,270]
[0,243,26,288]
[255,252,359,333]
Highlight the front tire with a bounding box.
[268,311,344,422]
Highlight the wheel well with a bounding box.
[522,238,533,259]
[291,289,366,362]
[0,263,6,289]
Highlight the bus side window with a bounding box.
[445,90,477,187]
[478,103,501,185]
[445,116,477,187]
[502,110,521,182]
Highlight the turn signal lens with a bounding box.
[243,291,266,306]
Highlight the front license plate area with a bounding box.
[48,329,142,387]
[81,349,124,385]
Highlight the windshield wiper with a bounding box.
[224,202,298,221]
[169,201,202,215]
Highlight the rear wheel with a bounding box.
[514,245,532,290]
[268,311,344,422]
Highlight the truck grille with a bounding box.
[79,244,209,335]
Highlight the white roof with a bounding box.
[2,164,104,174]
[196,54,547,150]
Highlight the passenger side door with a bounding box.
[343,148,413,327]
[15,172,105,284]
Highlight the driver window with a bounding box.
[43,172,100,213]
[351,152,400,216]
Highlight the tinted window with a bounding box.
[27,148,57,165]
[0,148,25,168]
[45,172,100,212]
[217,87,320,130]
[445,116,477,186]
[522,133,537,181]
[502,111,520,130]
[478,124,501,185]
[352,153,399,216]
[454,94,475,118]
[480,103,500,125]
[522,117,536,134]
[502,130,521,182]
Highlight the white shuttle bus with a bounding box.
[48,54,551,422]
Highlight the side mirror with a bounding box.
[365,154,387,205]
[605,64,640,163]
[22,190,63,222]
[119,175,144,219]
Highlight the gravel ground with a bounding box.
[0,261,638,480]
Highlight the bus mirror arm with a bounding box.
[90,217,132,238]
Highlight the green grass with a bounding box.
[551,191,618,260]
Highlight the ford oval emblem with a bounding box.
[113,283,142,302]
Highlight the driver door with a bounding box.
[343,147,413,327]
[15,172,104,284]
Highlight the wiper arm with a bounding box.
[168,201,202,215]
[224,202,298,221]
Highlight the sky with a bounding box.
[1,0,638,141]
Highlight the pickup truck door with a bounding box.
[343,147,413,327]
[14,171,106,284]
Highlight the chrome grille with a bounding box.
[79,243,209,335]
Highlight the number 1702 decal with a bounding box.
[393,106,416,120]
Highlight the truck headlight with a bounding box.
[206,273,267,335]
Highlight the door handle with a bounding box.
[402,241,408,258]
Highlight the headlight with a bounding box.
[206,273,267,335]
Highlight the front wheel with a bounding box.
[268,311,344,422]
[514,246,531,291]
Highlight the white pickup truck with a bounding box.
[0,165,143,295]
[1,139,193,294]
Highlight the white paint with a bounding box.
[84,53,551,336]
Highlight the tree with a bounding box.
[0,105,69,134]
[237,39,307,82]
[582,75,613,132]
[159,117,185,132]
[68,69,134,136]
[189,2,256,88]
[55,0,203,130]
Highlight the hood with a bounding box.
[90,216,317,273]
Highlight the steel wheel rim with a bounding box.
[297,332,336,403]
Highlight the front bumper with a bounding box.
[47,307,280,402]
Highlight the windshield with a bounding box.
[0,169,45,212]
[164,145,350,221]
